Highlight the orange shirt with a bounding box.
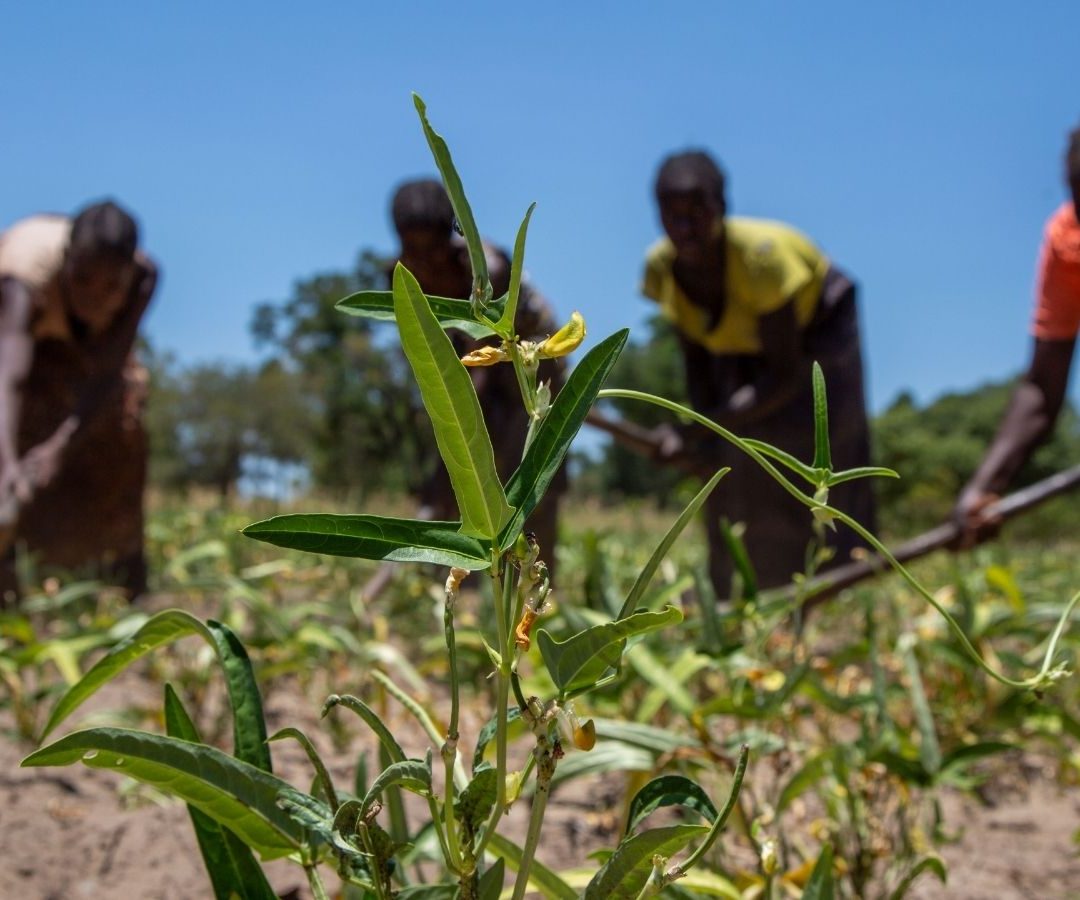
[1032,203,1080,341]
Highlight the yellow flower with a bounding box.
[460,345,510,367]
[538,311,586,359]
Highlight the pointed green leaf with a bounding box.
[164,686,277,900]
[277,787,336,846]
[618,469,728,620]
[456,766,498,834]
[500,329,629,548]
[626,773,717,834]
[396,887,460,900]
[478,857,506,900]
[536,605,683,696]
[888,855,947,900]
[242,513,491,570]
[825,465,900,486]
[485,831,577,900]
[22,728,303,859]
[547,741,656,790]
[323,694,406,764]
[268,727,339,811]
[801,843,836,900]
[472,706,522,772]
[413,93,490,308]
[495,204,535,334]
[394,263,511,539]
[583,824,709,899]
[718,517,758,602]
[336,290,506,338]
[811,362,832,471]
[206,620,271,773]
[41,609,269,775]
[361,753,433,817]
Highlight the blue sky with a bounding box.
[2,2,1078,414]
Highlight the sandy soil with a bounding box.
[2,668,1079,899]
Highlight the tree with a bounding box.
[251,251,430,497]
[872,380,1080,535]
[146,352,313,497]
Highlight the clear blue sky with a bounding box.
[2,2,1078,414]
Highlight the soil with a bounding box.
[2,654,1079,898]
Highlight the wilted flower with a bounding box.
[460,344,510,367]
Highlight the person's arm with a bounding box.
[681,300,807,429]
[0,277,35,500]
[955,337,1075,539]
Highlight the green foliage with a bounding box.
[873,380,1080,535]
[393,262,511,539]
[251,250,429,495]
[147,352,312,497]
[23,728,303,858]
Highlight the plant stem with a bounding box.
[510,732,557,900]
[304,861,331,900]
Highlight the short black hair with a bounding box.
[654,150,726,206]
[69,200,138,263]
[1067,125,1080,183]
[391,178,454,235]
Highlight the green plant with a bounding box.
[20,96,1079,900]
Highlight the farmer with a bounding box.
[954,125,1080,545]
[389,179,567,564]
[642,150,876,597]
[0,200,158,605]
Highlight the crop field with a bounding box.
[1,492,1078,899]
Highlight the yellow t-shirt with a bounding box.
[641,217,829,354]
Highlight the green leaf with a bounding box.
[484,831,577,900]
[825,465,899,486]
[336,289,506,338]
[625,774,719,835]
[322,694,406,764]
[164,686,277,900]
[495,204,536,334]
[472,706,522,772]
[206,619,271,773]
[41,610,270,775]
[548,741,656,790]
[499,329,629,549]
[801,843,836,900]
[456,766,499,835]
[888,855,947,900]
[267,727,339,811]
[361,753,433,817]
[590,718,699,755]
[413,93,490,309]
[811,362,831,471]
[243,513,491,570]
[537,605,683,696]
[276,787,336,846]
[583,824,709,899]
[616,468,728,620]
[478,857,506,900]
[22,728,302,859]
[777,749,835,815]
[901,640,941,776]
[393,263,511,539]
[717,517,758,603]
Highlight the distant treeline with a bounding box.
[145,260,1079,538]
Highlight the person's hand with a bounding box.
[19,417,77,493]
[952,486,1002,550]
[0,459,32,511]
[650,424,686,462]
